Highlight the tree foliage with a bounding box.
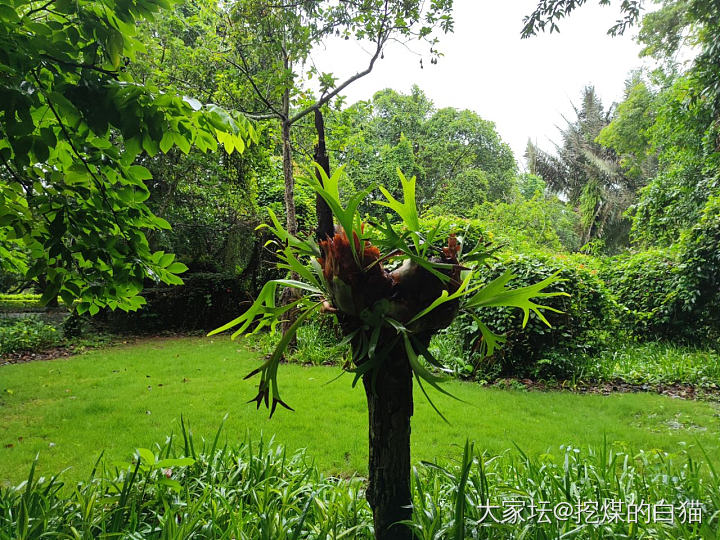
[0,0,252,312]
[328,86,517,216]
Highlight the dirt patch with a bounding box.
[491,377,720,402]
[0,347,76,367]
[0,333,201,367]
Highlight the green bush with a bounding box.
[604,203,720,343]
[0,316,60,354]
[603,248,683,339]
[675,195,720,341]
[434,251,618,380]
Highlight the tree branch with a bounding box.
[40,54,120,77]
[226,52,286,121]
[32,71,131,244]
[288,29,388,125]
[23,0,54,19]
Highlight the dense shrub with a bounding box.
[101,273,251,333]
[0,316,60,354]
[433,251,618,380]
[602,248,684,340]
[604,199,720,343]
[675,195,720,341]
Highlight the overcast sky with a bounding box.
[312,0,653,168]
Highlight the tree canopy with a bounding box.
[0,0,254,313]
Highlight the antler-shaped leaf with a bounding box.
[469,315,507,358]
[303,164,375,263]
[464,271,568,326]
[403,334,464,424]
[407,271,478,326]
[276,245,323,290]
[374,169,421,233]
[244,303,322,417]
[257,208,319,257]
[208,280,321,339]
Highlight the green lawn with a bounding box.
[1,336,719,487]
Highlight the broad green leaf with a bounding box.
[373,169,420,232]
[464,271,567,327]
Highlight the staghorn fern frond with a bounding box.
[464,271,568,327]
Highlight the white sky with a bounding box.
[311,0,653,168]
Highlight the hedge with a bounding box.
[101,273,251,333]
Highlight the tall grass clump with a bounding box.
[1,427,717,539]
[410,439,718,539]
[0,422,372,539]
[585,342,720,387]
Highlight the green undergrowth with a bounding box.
[256,316,720,389]
[0,429,717,539]
[582,342,720,387]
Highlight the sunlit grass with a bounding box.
[1,336,719,487]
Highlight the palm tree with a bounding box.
[526,87,634,249]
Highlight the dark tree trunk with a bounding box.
[314,108,334,242]
[362,344,414,540]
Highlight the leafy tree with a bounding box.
[586,0,720,247]
[212,167,562,539]
[328,87,517,215]
[637,0,692,67]
[0,0,251,313]
[366,86,435,150]
[631,75,718,245]
[421,107,517,204]
[517,172,547,200]
[522,0,642,38]
[219,0,454,236]
[430,169,490,218]
[596,74,659,181]
[123,0,281,270]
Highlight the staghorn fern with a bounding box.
[210,166,567,417]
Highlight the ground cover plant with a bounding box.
[2,337,719,489]
[0,317,60,355]
[0,425,717,538]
